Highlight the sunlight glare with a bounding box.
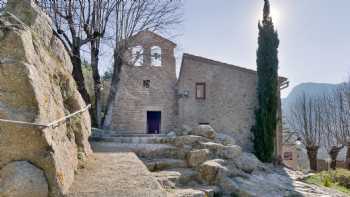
[270,7,280,27]
[257,6,281,28]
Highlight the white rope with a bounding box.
[0,119,48,128]
[0,104,91,129]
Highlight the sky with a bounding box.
[173,0,350,98]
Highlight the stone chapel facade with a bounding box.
[111,31,287,151]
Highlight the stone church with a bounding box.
[111,31,287,151]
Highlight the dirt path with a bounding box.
[65,153,167,197]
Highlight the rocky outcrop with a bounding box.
[190,125,216,139]
[0,161,49,197]
[174,135,209,147]
[214,133,236,146]
[92,126,347,196]
[186,149,210,167]
[151,126,312,196]
[0,1,91,196]
[198,159,228,185]
[233,152,262,173]
[199,142,242,159]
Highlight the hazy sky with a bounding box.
[174,0,350,97]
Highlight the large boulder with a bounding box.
[215,133,236,146]
[199,142,242,159]
[218,177,244,196]
[220,173,303,197]
[174,189,206,197]
[220,145,242,159]
[174,135,209,147]
[198,159,228,185]
[233,153,262,173]
[0,161,49,197]
[191,125,217,139]
[0,1,91,196]
[186,149,210,168]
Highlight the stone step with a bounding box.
[168,188,206,197]
[167,186,220,197]
[92,128,170,138]
[192,185,220,197]
[143,158,187,171]
[153,168,198,186]
[91,142,183,159]
[90,136,174,144]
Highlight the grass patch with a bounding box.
[303,169,350,195]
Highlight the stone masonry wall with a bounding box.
[111,31,177,134]
[177,54,258,151]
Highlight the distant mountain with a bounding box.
[282,82,340,108]
[282,82,346,163]
[282,82,342,118]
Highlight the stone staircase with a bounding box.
[90,133,219,197]
[89,128,349,197]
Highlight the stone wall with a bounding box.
[111,31,177,134]
[177,54,258,151]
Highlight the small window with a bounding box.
[131,46,143,66]
[151,46,162,67]
[143,80,150,88]
[195,83,206,99]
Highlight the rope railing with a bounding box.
[0,104,91,129]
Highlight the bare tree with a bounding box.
[340,81,350,169]
[101,0,182,129]
[82,0,116,127]
[2,0,181,128]
[36,0,101,104]
[0,0,6,11]
[287,93,323,171]
[321,91,345,170]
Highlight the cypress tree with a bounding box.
[252,0,280,162]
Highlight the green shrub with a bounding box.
[336,175,350,189]
[320,172,335,187]
[322,175,332,187]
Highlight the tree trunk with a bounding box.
[346,145,350,170]
[91,40,102,128]
[101,51,123,129]
[71,45,91,105]
[328,146,342,170]
[306,146,319,171]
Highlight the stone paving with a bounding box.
[65,153,167,197]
